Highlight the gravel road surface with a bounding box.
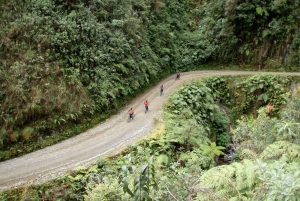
[1,70,299,191]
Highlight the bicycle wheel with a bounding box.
[145,106,148,113]
[127,115,133,122]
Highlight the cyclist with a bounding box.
[144,100,149,112]
[128,108,134,120]
[176,71,180,80]
[160,85,164,95]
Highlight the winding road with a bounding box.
[1,70,300,191]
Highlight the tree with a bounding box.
[200,142,225,164]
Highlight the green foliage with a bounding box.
[197,140,300,200]
[231,74,293,119]
[163,109,211,152]
[198,0,300,67]
[253,161,300,201]
[197,159,257,200]
[21,127,34,141]
[233,83,300,157]
[178,150,214,171]
[121,156,157,201]
[153,162,203,200]
[85,182,123,201]
[275,120,300,143]
[197,84,300,200]
[3,74,300,201]
[232,107,279,154]
[204,76,232,106]
[1,0,300,199]
[167,81,217,122]
[259,141,300,162]
[165,80,230,148]
[200,142,225,162]
[1,0,300,162]
[0,0,208,159]
[280,84,300,122]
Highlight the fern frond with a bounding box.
[199,159,256,199]
[201,166,236,194]
[195,187,228,201]
[232,162,247,190]
[240,149,259,161]
[259,141,300,161]
[229,197,240,201]
[243,159,257,190]
[155,154,169,167]
[218,165,236,181]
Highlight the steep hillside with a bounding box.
[0,0,200,159]
[0,0,299,160]
[199,0,300,67]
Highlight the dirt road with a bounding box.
[1,70,299,191]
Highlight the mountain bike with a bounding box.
[127,114,135,122]
[144,105,149,113]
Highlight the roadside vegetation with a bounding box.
[1,0,300,200]
[1,74,300,200]
[1,0,299,161]
[0,0,203,161]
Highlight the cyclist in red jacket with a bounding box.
[144,100,149,112]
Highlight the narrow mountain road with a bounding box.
[1,70,299,191]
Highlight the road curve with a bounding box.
[1,70,300,191]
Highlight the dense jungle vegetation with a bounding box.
[1,74,300,200]
[1,0,300,200]
[1,0,300,160]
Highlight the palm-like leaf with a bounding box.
[200,142,225,159]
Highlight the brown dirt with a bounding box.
[0,70,299,191]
